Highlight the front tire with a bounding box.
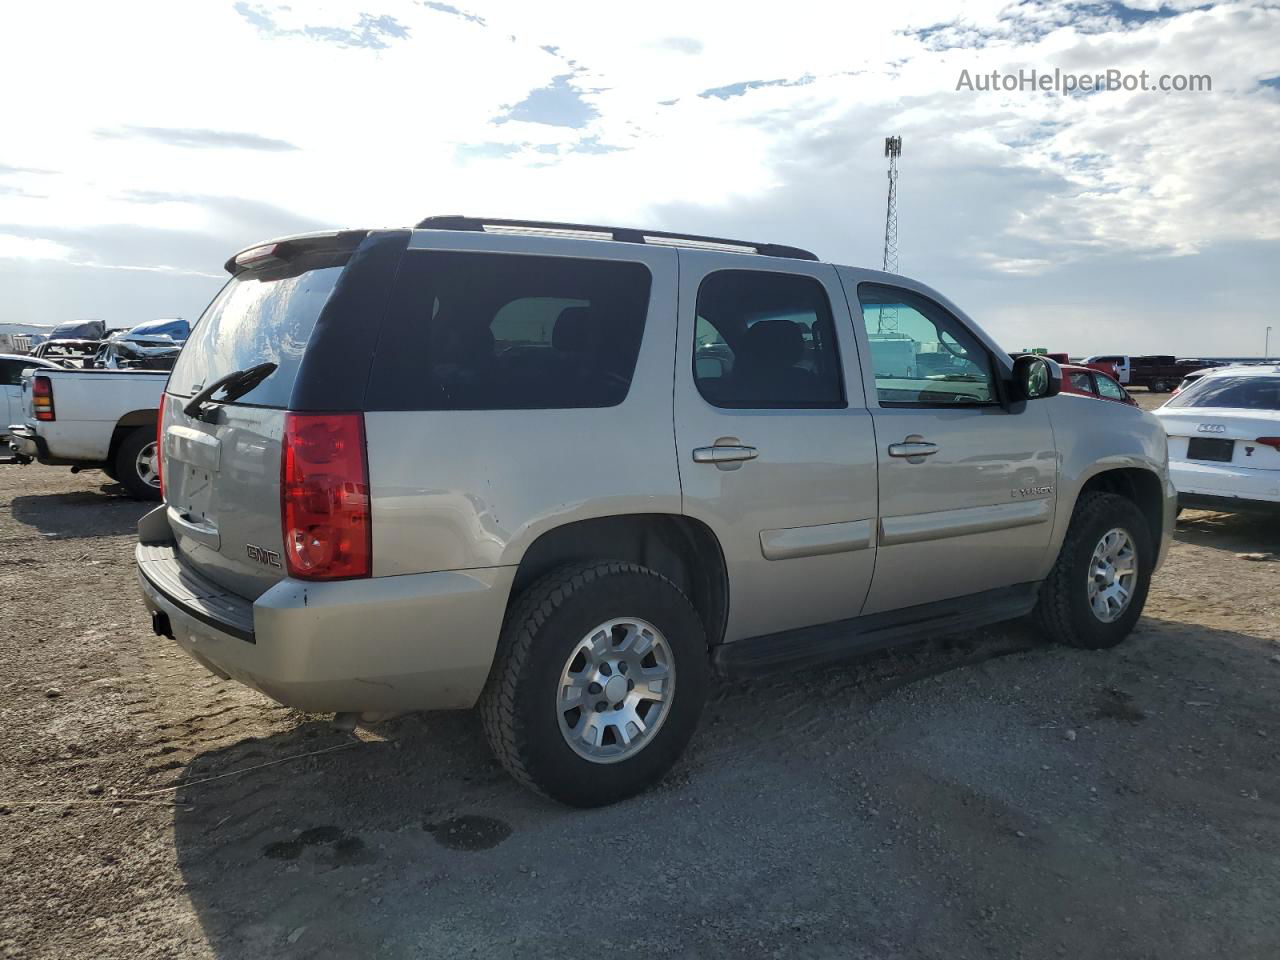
[1034,492,1153,649]
[114,427,161,501]
[480,561,709,807]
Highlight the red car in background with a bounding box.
[1060,364,1138,406]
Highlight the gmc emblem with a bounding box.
[245,544,283,568]
[1197,424,1226,433]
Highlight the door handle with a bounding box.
[887,436,938,462]
[692,444,758,464]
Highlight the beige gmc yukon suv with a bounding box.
[136,216,1176,806]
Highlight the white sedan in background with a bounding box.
[2,353,62,448]
[1154,365,1280,513]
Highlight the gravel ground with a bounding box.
[2,391,1279,959]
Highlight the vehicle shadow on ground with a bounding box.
[9,489,152,538]
[1175,509,1280,555]
[167,618,1280,959]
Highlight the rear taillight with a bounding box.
[281,412,371,580]
[32,375,55,421]
[156,394,165,496]
[1256,437,1280,452]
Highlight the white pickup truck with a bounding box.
[7,367,167,499]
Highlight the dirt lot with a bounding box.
[2,392,1279,959]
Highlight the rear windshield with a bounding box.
[1166,376,1280,411]
[168,255,346,405]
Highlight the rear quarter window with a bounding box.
[365,251,652,410]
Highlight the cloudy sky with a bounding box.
[1,0,1277,355]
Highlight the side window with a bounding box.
[367,252,652,410]
[1068,371,1095,393]
[1095,374,1127,400]
[856,284,997,406]
[0,360,19,386]
[693,270,845,409]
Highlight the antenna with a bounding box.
[879,135,902,332]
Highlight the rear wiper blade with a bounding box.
[183,362,277,419]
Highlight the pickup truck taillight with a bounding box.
[280,412,371,580]
[32,376,55,421]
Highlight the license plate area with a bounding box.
[178,462,216,522]
[163,425,222,522]
[1186,437,1234,463]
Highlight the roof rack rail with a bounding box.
[414,215,819,261]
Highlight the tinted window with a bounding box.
[367,252,651,410]
[1068,371,1095,393]
[693,270,844,409]
[1095,374,1127,400]
[168,254,347,406]
[1166,376,1280,411]
[857,284,996,406]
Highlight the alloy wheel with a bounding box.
[556,618,675,764]
[1086,526,1138,623]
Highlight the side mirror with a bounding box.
[1012,355,1061,401]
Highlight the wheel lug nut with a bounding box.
[596,701,608,712]
[626,679,634,691]
[588,682,602,695]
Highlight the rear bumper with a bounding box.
[1169,460,1280,507]
[136,537,516,713]
[6,424,97,467]
[7,425,41,459]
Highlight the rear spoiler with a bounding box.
[224,230,369,275]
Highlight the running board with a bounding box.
[713,582,1042,679]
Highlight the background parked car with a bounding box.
[1154,365,1280,513]
[1,353,62,455]
[93,318,189,370]
[8,365,168,498]
[1171,367,1216,397]
[1060,364,1138,406]
[46,319,107,341]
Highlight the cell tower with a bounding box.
[878,135,902,332]
[882,135,902,272]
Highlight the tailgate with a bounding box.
[161,395,289,600]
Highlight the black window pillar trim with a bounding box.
[288,230,411,412]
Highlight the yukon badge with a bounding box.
[1197,423,1227,433]
[1012,485,1054,499]
[246,543,283,568]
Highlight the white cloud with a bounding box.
[0,0,1277,353]
[0,234,75,261]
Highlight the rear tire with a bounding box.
[1034,492,1153,649]
[114,427,161,501]
[480,561,709,807]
